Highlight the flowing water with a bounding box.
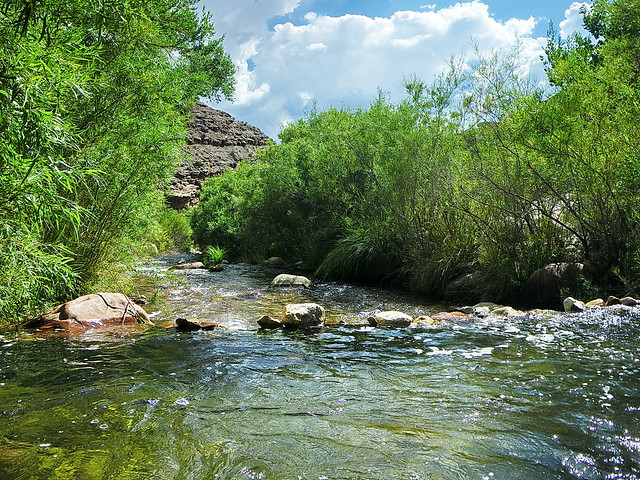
[1,255,639,479]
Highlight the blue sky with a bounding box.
[203,0,589,139]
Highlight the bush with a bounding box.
[203,245,225,268]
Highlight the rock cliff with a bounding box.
[167,102,271,209]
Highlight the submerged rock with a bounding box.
[367,311,413,328]
[270,274,312,288]
[282,303,325,328]
[24,293,151,333]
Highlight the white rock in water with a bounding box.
[367,311,413,327]
[270,274,311,288]
[563,297,586,313]
[282,303,325,328]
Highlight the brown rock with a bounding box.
[175,318,219,332]
[169,261,206,270]
[24,293,150,332]
[257,315,283,330]
[431,311,471,322]
[606,296,622,306]
[620,297,640,307]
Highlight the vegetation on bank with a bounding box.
[0,0,233,321]
[191,0,640,306]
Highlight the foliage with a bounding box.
[203,245,225,268]
[192,0,640,305]
[0,0,234,322]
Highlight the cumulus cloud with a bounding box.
[203,1,549,139]
[559,2,590,38]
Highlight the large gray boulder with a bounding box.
[282,303,325,328]
[270,274,312,288]
[24,293,151,332]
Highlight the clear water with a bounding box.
[1,256,639,479]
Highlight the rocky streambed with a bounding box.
[1,254,639,479]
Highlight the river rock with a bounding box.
[563,297,586,313]
[169,261,206,270]
[282,303,325,328]
[270,274,312,288]
[620,296,640,306]
[257,315,283,329]
[431,311,471,322]
[605,296,621,306]
[367,311,413,328]
[175,318,219,332]
[586,298,605,307]
[489,306,524,318]
[265,257,285,266]
[413,315,437,325]
[24,293,151,332]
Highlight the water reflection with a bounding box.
[0,257,639,478]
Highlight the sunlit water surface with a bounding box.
[1,255,639,479]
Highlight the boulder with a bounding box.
[282,303,325,328]
[586,298,605,307]
[620,296,640,307]
[257,315,283,330]
[367,311,413,328]
[563,297,586,313]
[24,293,151,332]
[527,262,587,306]
[270,274,312,288]
[175,318,219,332]
[605,296,622,306]
[265,257,285,266]
[169,261,206,270]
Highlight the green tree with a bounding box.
[0,0,234,321]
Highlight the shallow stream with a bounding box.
[1,255,639,479]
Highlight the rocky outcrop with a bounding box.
[168,102,271,209]
[24,293,151,333]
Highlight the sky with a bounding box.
[201,0,590,139]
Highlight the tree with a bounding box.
[0,0,234,321]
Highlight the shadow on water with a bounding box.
[1,254,639,479]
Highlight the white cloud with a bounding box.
[202,1,549,139]
[559,2,590,38]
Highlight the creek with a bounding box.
[1,254,639,479]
